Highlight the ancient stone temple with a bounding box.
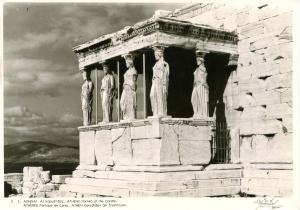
[60,3,293,197]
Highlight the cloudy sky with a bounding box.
[3,3,183,146]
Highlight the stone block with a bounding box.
[251,63,281,79]
[252,90,281,106]
[239,119,282,135]
[4,173,23,185]
[225,109,242,123]
[249,36,278,51]
[238,39,250,53]
[264,11,292,34]
[258,5,280,21]
[175,124,211,141]
[280,87,292,103]
[242,185,293,197]
[266,103,292,117]
[35,191,46,198]
[240,133,292,163]
[23,181,35,188]
[112,127,132,165]
[278,58,293,73]
[238,52,252,67]
[225,94,256,110]
[241,106,267,119]
[229,128,240,163]
[160,124,180,165]
[179,140,211,165]
[130,120,160,139]
[132,139,161,165]
[243,169,293,179]
[95,130,113,166]
[79,131,95,165]
[279,42,293,59]
[239,22,264,38]
[237,66,252,80]
[51,175,72,184]
[239,79,266,93]
[23,166,43,183]
[72,170,95,178]
[40,171,51,184]
[38,183,60,192]
[281,115,292,133]
[266,44,293,64]
[223,82,239,96]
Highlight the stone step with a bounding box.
[60,184,241,197]
[243,169,293,179]
[92,169,242,181]
[64,177,241,191]
[241,186,292,197]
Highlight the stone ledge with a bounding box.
[243,163,293,170]
[78,118,214,132]
[204,164,242,171]
[113,165,204,172]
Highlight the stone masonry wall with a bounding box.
[177,3,293,196]
[178,3,293,164]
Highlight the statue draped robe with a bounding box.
[101,74,115,123]
[120,67,137,120]
[81,80,94,126]
[150,60,169,117]
[191,65,208,119]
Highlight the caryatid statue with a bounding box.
[81,69,94,126]
[100,64,115,123]
[120,53,138,120]
[150,45,169,117]
[191,51,209,119]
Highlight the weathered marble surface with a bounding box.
[78,118,213,169]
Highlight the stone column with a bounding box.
[120,53,138,121]
[150,45,170,117]
[191,49,209,119]
[80,67,94,126]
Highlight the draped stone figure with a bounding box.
[120,54,137,120]
[191,52,208,119]
[81,70,94,126]
[100,64,115,123]
[150,46,169,117]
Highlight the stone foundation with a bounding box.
[59,117,220,197]
[60,165,242,197]
[77,118,213,171]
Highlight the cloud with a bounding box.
[4,106,81,146]
[5,31,59,54]
[4,58,80,97]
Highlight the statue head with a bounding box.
[102,63,110,75]
[153,46,165,61]
[81,69,89,81]
[195,51,206,66]
[123,53,134,68]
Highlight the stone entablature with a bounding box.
[73,17,238,69]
